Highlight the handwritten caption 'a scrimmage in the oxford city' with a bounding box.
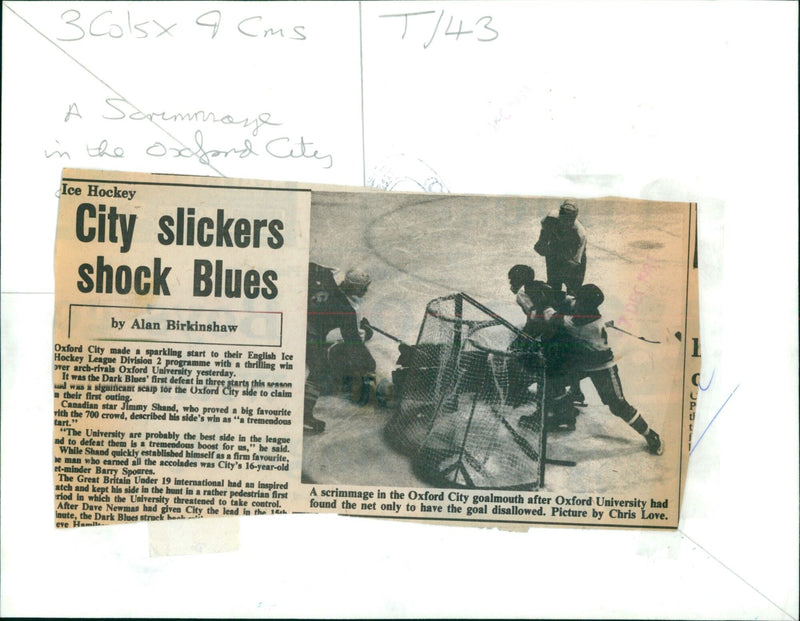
[46,97,333,174]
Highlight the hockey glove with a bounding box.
[360,317,374,341]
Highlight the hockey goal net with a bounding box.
[385,293,547,489]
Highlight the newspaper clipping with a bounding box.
[54,169,699,530]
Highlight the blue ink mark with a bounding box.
[690,383,740,455]
[699,368,715,391]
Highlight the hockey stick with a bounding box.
[367,323,404,344]
[605,321,661,344]
[545,457,577,467]
[460,292,539,347]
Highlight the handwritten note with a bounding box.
[4,2,363,292]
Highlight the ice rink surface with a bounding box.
[303,191,691,496]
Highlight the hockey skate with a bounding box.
[545,386,577,431]
[303,415,326,434]
[545,408,577,431]
[568,386,587,407]
[645,430,664,455]
[356,374,376,406]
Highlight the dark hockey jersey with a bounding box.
[307,262,361,345]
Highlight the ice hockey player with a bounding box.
[506,265,584,417]
[304,263,376,433]
[533,201,588,295]
[507,266,567,424]
[506,264,550,365]
[508,264,550,327]
[552,283,664,455]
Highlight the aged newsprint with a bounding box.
[54,169,699,529]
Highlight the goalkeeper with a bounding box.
[304,264,376,433]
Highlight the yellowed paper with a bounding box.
[54,169,309,526]
[54,169,699,530]
[302,192,699,529]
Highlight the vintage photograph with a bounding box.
[302,191,693,500]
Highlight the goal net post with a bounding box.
[385,292,547,490]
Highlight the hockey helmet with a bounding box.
[344,268,371,287]
[508,264,535,291]
[559,201,579,217]
[341,268,371,295]
[576,284,604,309]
